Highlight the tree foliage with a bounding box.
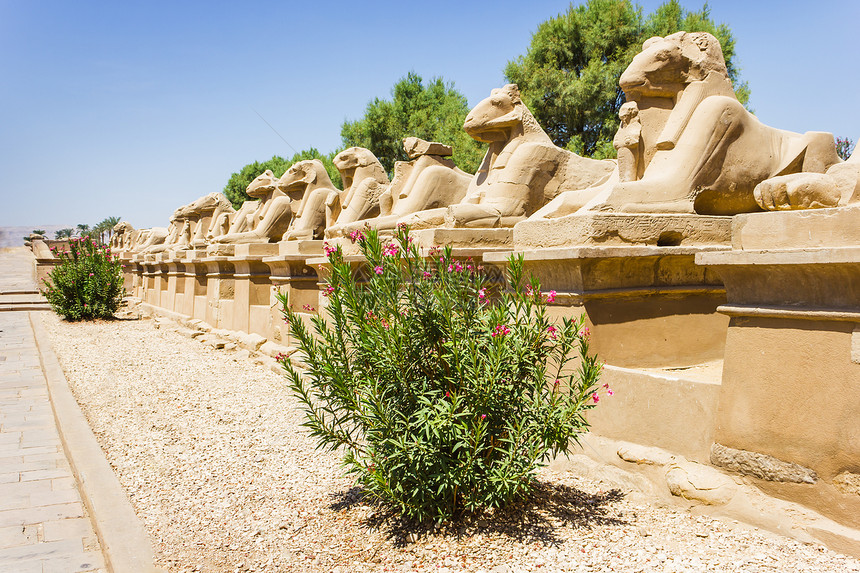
[223,149,343,209]
[341,72,486,175]
[504,0,751,157]
[55,228,74,239]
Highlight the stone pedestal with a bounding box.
[411,228,513,250]
[512,212,733,249]
[163,252,190,313]
[485,218,732,462]
[698,206,860,528]
[119,252,135,293]
[231,243,279,336]
[485,245,729,369]
[263,241,322,344]
[180,253,207,321]
[203,257,234,330]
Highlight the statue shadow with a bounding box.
[329,480,627,547]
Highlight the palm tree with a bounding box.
[76,223,90,237]
[55,228,74,239]
[100,216,121,242]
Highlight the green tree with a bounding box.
[76,224,90,237]
[341,72,486,175]
[99,217,121,242]
[504,0,750,157]
[55,228,74,239]
[223,149,343,209]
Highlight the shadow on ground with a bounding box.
[329,480,627,547]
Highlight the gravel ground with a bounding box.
[42,313,860,573]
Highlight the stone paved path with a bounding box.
[0,247,51,312]
[0,248,106,572]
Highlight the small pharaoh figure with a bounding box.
[613,101,642,183]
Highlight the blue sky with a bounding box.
[1,0,857,229]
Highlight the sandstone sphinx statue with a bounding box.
[180,192,235,247]
[536,32,840,218]
[214,170,295,244]
[280,160,341,241]
[111,221,137,251]
[326,147,389,227]
[326,138,473,237]
[399,84,615,229]
[132,227,168,253]
[139,206,188,254]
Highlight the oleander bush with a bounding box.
[42,236,125,320]
[277,226,604,521]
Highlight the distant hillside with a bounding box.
[0,225,75,248]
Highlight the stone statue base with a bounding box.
[698,206,860,531]
[513,212,733,250]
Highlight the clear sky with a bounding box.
[1,0,857,229]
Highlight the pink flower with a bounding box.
[478,288,487,301]
[607,388,614,396]
[580,326,590,338]
[88,273,94,276]
[554,379,560,387]
[592,392,600,403]
[491,324,511,337]
[480,414,487,420]
[445,391,450,398]
[546,290,557,303]
[322,286,335,297]
[348,230,365,243]
[546,325,558,339]
[323,243,336,256]
[382,243,399,257]
[302,304,315,312]
[422,271,432,279]
[374,265,383,275]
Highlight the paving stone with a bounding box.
[0,538,85,564]
[41,518,94,542]
[20,469,70,482]
[50,477,76,491]
[29,489,82,509]
[0,459,59,474]
[22,452,63,463]
[0,502,84,528]
[0,524,39,548]
[40,550,106,573]
[19,445,62,457]
[0,479,54,498]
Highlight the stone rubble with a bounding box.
[42,313,860,573]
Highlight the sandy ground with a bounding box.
[43,313,860,573]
